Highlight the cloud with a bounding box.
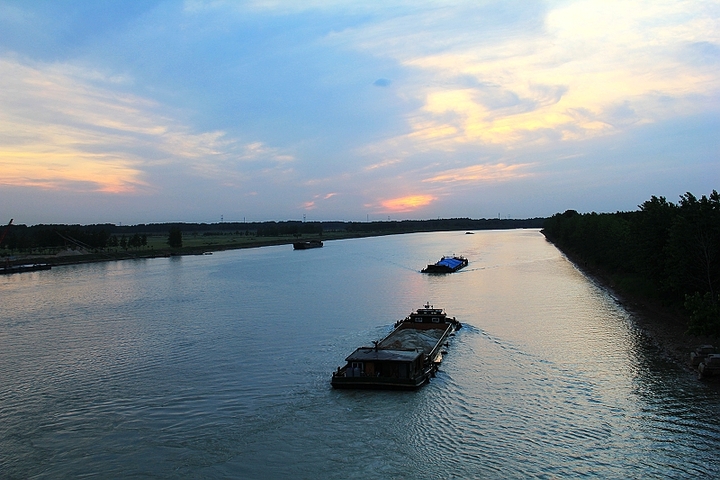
[336,0,720,154]
[0,56,293,194]
[373,78,391,87]
[302,192,339,210]
[0,58,152,193]
[0,150,146,194]
[423,162,534,184]
[364,158,402,171]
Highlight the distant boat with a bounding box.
[0,263,51,275]
[421,255,468,274]
[293,240,323,250]
[465,231,474,234]
[331,303,461,390]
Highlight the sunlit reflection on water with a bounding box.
[2,230,719,478]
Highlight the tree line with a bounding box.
[0,224,149,252]
[542,191,720,336]
[0,217,545,253]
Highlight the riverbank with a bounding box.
[546,237,716,377]
[1,231,361,269]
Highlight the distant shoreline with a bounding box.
[3,236,323,268]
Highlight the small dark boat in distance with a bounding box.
[331,304,461,390]
[293,240,323,250]
[0,263,52,275]
[421,255,468,273]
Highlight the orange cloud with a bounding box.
[0,57,292,195]
[381,194,436,212]
[301,192,338,210]
[355,1,720,152]
[0,149,146,193]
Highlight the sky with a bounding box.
[0,0,718,225]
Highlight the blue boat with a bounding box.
[421,255,468,273]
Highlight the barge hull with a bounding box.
[293,240,323,250]
[330,374,430,390]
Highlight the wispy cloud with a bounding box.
[337,0,720,153]
[301,192,339,210]
[423,162,534,184]
[0,56,291,193]
[364,158,402,171]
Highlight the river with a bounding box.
[2,229,719,478]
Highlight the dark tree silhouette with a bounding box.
[168,227,183,248]
[543,190,720,336]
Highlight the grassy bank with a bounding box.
[1,230,393,267]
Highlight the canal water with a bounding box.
[2,229,719,478]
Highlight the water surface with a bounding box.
[2,230,719,478]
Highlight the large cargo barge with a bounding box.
[331,304,461,390]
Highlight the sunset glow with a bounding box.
[381,195,437,213]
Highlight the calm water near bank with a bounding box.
[2,229,720,478]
